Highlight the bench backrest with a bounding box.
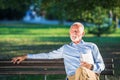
[101,58,114,75]
[0,58,114,75]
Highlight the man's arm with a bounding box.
[27,46,64,59]
[11,46,64,64]
[92,44,105,74]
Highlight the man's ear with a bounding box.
[82,31,85,37]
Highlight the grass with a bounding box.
[0,23,120,80]
[0,23,120,44]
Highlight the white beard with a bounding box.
[70,36,81,42]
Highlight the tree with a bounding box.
[27,0,119,37]
[41,0,66,23]
[81,7,116,37]
[57,0,119,37]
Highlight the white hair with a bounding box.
[71,22,84,30]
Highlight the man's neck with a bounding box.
[73,41,81,44]
[73,39,84,44]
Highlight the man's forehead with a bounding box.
[70,25,83,30]
[70,22,84,30]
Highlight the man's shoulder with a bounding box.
[62,43,71,47]
[84,41,97,47]
[62,42,73,48]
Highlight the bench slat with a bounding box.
[0,64,113,69]
[0,66,64,69]
[0,71,66,75]
[0,58,113,63]
[103,58,113,63]
[101,70,114,75]
[0,59,63,63]
[0,70,114,75]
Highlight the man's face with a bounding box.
[69,25,84,44]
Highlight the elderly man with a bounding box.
[12,22,105,80]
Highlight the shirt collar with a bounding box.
[71,40,85,46]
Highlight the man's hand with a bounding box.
[81,61,93,70]
[11,55,27,64]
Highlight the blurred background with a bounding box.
[0,0,120,80]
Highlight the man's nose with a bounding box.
[73,31,77,35]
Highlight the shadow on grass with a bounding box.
[0,37,120,58]
[0,42,63,59]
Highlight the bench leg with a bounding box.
[104,75,109,80]
[44,75,47,80]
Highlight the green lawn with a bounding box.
[0,23,120,45]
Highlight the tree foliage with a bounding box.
[41,0,120,21]
[0,0,119,20]
[40,0,119,37]
[81,7,116,37]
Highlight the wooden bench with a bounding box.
[0,58,114,80]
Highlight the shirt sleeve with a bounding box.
[27,46,64,59]
[92,44,105,74]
